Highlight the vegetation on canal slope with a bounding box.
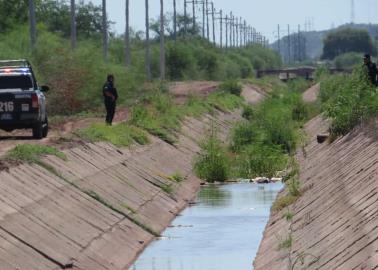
[78,85,243,146]
[194,77,317,183]
[230,78,313,179]
[6,144,66,164]
[319,66,378,138]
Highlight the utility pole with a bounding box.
[287,24,291,64]
[239,17,243,47]
[145,0,151,81]
[277,24,281,56]
[297,24,301,62]
[229,12,234,48]
[173,0,177,41]
[225,14,228,49]
[28,0,37,49]
[102,0,108,62]
[125,0,131,66]
[160,0,165,81]
[192,0,196,34]
[184,0,187,36]
[70,0,76,49]
[202,1,205,38]
[211,3,215,45]
[247,26,250,45]
[244,20,248,47]
[232,14,236,47]
[235,17,239,47]
[302,32,307,61]
[206,0,209,41]
[219,9,223,48]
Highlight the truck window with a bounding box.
[0,75,33,90]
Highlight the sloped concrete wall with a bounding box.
[0,110,241,270]
[254,117,378,270]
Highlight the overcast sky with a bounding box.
[84,0,378,41]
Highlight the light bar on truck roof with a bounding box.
[0,59,31,69]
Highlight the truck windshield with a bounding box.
[0,75,33,90]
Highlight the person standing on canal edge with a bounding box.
[363,54,377,86]
[103,74,118,125]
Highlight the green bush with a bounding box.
[314,65,330,82]
[257,101,298,154]
[207,91,243,111]
[334,52,361,69]
[320,67,378,137]
[291,95,309,121]
[166,43,196,80]
[230,121,258,152]
[194,130,230,183]
[237,144,288,179]
[219,80,243,96]
[197,49,219,79]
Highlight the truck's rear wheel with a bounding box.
[32,122,43,139]
[42,118,48,138]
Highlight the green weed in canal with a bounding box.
[194,128,230,183]
[283,211,294,222]
[161,183,174,194]
[168,171,185,183]
[236,143,288,179]
[272,177,302,212]
[278,233,293,250]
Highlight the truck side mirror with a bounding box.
[41,85,50,92]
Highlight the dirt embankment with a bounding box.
[0,82,261,157]
[254,116,378,270]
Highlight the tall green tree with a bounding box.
[322,28,376,59]
[0,0,30,33]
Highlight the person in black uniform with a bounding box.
[103,74,118,125]
[363,54,377,85]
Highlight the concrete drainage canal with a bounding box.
[130,182,282,270]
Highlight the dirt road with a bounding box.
[0,82,266,157]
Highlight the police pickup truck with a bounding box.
[0,60,49,139]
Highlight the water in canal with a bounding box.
[130,183,282,270]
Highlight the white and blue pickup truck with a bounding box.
[0,60,49,139]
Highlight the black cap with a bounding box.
[364,54,371,59]
[107,74,114,81]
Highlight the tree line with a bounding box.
[0,0,270,81]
